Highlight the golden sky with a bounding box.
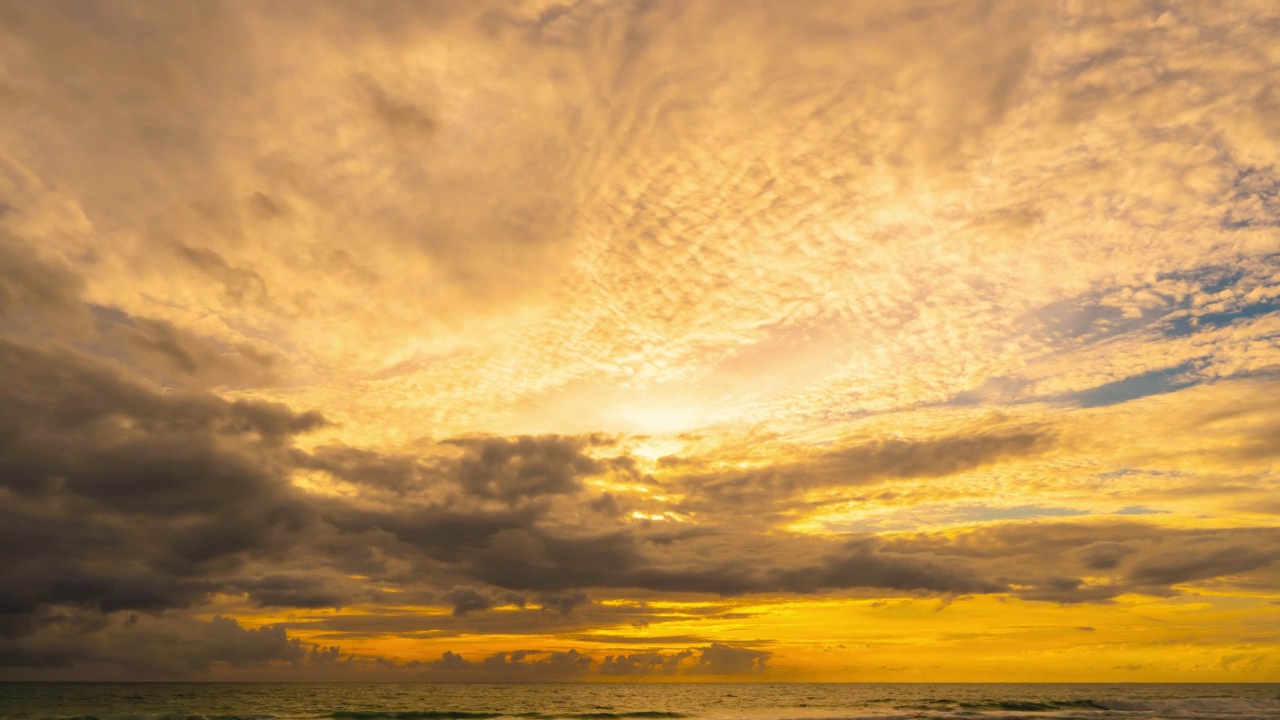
[0,0,1278,681]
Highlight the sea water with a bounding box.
[1,684,1278,720]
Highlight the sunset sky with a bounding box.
[1,0,1279,682]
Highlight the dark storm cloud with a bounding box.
[319,475,1280,606]
[447,435,603,501]
[0,331,326,658]
[0,614,309,674]
[536,589,592,615]
[0,342,322,521]
[772,538,1005,595]
[324,503,548,562]
[296,445,427,495]
[234,575,348,610]
[441,586,492,616]
[176,616,306,671]
[291,427,1056,603]
[300,434,607,500]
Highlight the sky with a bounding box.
[0,0,1278,682]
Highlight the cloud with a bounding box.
[420,642,768,679]
[173,243,272,308]
[110,315,276,389]
[447,435,603,501]
[441,587,492,617]
[536,589,592,615]
[597,649,692,677]
[1128,545,1280,588]
[234,575,347,610]
[0,613,314,675]
[672,426,1054,514]
[299,434,609,501]
[0,334,326,642]
[424,648,591,680]
[0,336,1276,675]
[686,642,771,675]
[0,239,87,331]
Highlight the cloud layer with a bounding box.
[0,0,1278,680]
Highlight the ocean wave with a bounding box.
[1094,697,1280,714]
[20,697,1280,720]
[775,696,1280,720]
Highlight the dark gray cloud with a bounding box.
[441,586,492,617]
[186,616,306,671]
[0,614,310,675]
[890,522,1280,603]
[234,575,348,610]
[536,589,592,615]
[1128,544,1280,588]
[448,435,603,501]
[0,332,326,655]
[296,445,428,495]
[300,434,609,501]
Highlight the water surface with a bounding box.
[1,683,1278,720]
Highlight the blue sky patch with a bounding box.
[1070,362,1199,408]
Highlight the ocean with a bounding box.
[1,684,1278,720]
